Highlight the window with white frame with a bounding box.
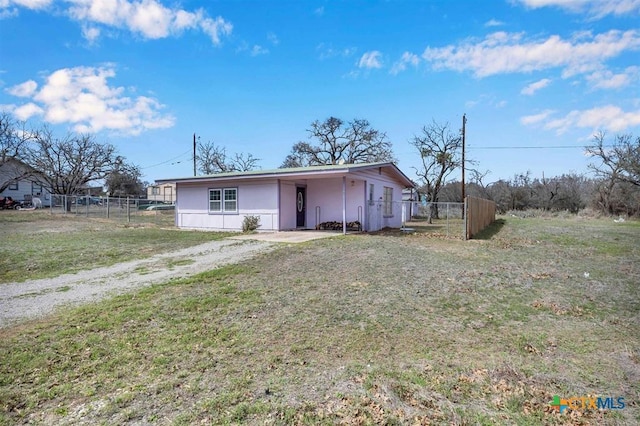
[209,188,237,213]
[8,181,18,190]
[383,186,393,216]
[151,187,160,195]
[32,182,43,194]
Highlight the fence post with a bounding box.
[316,206,321,229]
[127,196,131,223]
[446,202,450,237]
[106,196,110,219]
[463,197,468,240]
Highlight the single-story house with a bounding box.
[156,162,415,233]
[0,159,52,207]
[146,182,176,203]
[402,187,425,218]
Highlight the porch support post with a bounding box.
[276,179,281,231]
[342,176,347,235]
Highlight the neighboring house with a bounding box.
[402,188,424,218]
[0,159,52,207]
[147,182,176,203]
[156,162,415,233]
[77,185,105,196]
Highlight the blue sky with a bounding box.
[1,0,639,185]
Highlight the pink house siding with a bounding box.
[158,162,414,233]
[306,178,365,229]
[176,180,280,231]
[356,168,406,230]
[279,180,297,230]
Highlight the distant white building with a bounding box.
[0,159,52,207]
[147,182,176,203]
[402,187,424,218]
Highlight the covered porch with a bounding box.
[277,174,366,234]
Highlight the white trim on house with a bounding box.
[156,162,415,233]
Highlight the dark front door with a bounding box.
[296,187,306,228]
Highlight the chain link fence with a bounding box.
[366,201,465,237]
[43,196,483,237]
[48,195,175,226]
[411,201,465,238]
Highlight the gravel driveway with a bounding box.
[0,239,273,328]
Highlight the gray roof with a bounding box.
[156,162,415,187]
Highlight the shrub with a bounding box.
[242,215,260,232]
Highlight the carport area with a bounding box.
[228,230,343,243]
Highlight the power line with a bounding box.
[468,145,614,150]
[141,149,192,169]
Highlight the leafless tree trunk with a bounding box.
[411,120,462,221]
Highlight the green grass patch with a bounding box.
[1,215,638,424]
[0,211,232,283]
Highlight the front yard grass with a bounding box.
[1,215,638,424]
[0,211,231,283]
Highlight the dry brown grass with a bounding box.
[1,215,638,425]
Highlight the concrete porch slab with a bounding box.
[228,230,343,243]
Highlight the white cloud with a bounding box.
[515,0,640,18]
[521,78,552,95]
[585,66,639,89]
[314,6,324,16]
[199,16,233,45]
[466,94,509,109]
[422,30,640,78]
[317,43,357,60]
[13,102,44,120]
[0,7,19,19]
[267,32,279,45]
[6,79,37,97]
[358,51,382,69]
[484,19,504,27]
[81,24,101,43]
[0,0,50,18]
[390,52,420,75]
[520,109,555,125]
[522,105,640,133]
[6,65,174,135]
[250,45,268,56]
[1,0,51,9]
[0,0,233,44]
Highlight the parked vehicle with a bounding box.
[138,200,172,210]
[75,196,103,206]
[146,204,175,211]
[0,196,23,210]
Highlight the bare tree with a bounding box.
[23,127,117,198]
[586,132,640,187]
[281,117,395,167]
[411,120,462,220]
[196,140,259,174]
[0,113,39,193]
[105,159,145,197]
[585,132,640,215]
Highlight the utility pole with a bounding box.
[193,133,197,177]
[461,113,466,202]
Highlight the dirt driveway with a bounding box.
[0,230,343,328]
[0,239,274,327]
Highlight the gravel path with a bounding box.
[0,239,274,328]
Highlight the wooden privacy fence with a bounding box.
[465,196,496,239]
